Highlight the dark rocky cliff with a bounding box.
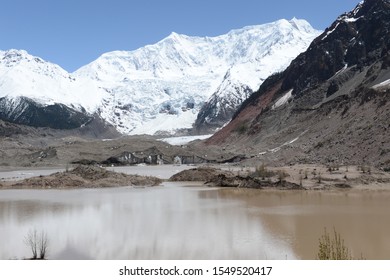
[0,97,92,129]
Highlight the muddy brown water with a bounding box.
[1,166,390,260]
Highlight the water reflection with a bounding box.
[1,183,390,260]
[215,188,390,259]
[0,183,294,260]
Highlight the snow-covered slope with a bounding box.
[74,18,320,134]
[0,50,104,112]
[1,18,321,135]
[0,49,108,129]
[194,19,322,132]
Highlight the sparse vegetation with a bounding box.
[236,122,249,135]
[252,163,274,179]
[317,228,352,260]
[327,164,340,173]
[318,172,322,184]
[277,170,288,184]
[359,165,372,174]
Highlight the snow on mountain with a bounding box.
[0,49,104,113]
[74,18,320,135]
[193,18,321,132]
[0,18,321,135]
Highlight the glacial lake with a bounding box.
[1,166,390,260]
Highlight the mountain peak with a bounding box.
[0,48,61,71]
[287,17,316,32]
[1,19,320,135]
[1,49,29,56]
[225,18,318,37]
[167,31,184,39]
[336,0,388,22]
[1,49,35,64]
[278,0,390,93]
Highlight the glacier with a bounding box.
[0,18,321,135]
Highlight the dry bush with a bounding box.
[277,170,288,183]
[252,164,274,179]
[317,228,352,260]
[24,229,49,260]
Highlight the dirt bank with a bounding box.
[170,167,235,182]
[169,164,390,191]
[0,165,162,189]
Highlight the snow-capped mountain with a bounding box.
[206,0,390,167]
[0,18,321,135]
[194,66,254,132]
[0,49,104,112]
[194,19,322,132]
[0,49,108,129]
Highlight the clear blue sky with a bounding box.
[1,0,361,72]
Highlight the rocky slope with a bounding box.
[205,0,390,170]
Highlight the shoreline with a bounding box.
[0,163,389,191]
[172,164,390,192]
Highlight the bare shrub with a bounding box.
[24,229,49,260]
[252,163,274,180]
[277,170,288,183]
[24,230,38,259]
[38,231,48,259]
